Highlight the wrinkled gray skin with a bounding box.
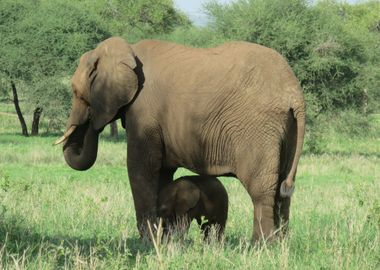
[58,37,305,242]
[158,176,228,239]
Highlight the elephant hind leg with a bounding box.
[274,192,291,237]
[238,161,279,242]
[274,168,292,237]
[236,138,285,242]
[252,174,279,242]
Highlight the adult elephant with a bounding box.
[55,37,305,242]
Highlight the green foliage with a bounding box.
[304,126,326,155]
[98,0,191,41]
[205,0,380,113]
[0,0,111,131]
[205,0,312,62]
[0,0,110,79]
[0,0,191,133]
[30,76,72,132]
[159,26,228,47]
[303,111,380,154]
[0,0,35,81]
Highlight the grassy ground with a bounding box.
[0,104,379,269]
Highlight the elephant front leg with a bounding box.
[128,168,176,238]
[127,143,175,239]
[128,164,159,239]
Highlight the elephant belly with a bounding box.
[162,144,234,176]
[161,115,237,176]
[194,165,234,176]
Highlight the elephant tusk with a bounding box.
[53,125,77,146]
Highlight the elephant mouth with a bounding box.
[53,125,77,145]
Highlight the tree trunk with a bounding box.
[110,121,118,139]
[11,80,29,136]
[31,107,43,136]
[362,88,368,115]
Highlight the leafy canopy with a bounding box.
[205,0,380,113]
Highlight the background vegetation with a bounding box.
[0,0,379,269]
[1,0,379,139]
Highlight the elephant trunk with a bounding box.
[63,121,99,171]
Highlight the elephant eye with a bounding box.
[75,94,90,106]
[79,96,90,106]
[73,88,83,101]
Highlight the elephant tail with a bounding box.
[280,101,306,198]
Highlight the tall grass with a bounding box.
[0,112,379,269]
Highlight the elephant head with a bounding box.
[158,180,201,218]
[55,37,138,170]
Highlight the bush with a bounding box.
[160,26,229,47]
[303,109,378,154]
[327,110,373,137]
[29,77,71,133]
[0,0,191,134]
[204,0,380,115]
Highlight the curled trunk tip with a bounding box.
[63,122,99,171]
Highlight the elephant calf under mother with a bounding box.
[55,37,305,242]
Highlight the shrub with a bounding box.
[204,0,380,114]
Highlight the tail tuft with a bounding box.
[280,180,295,198]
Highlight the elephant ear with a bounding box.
[174,181,200,216]
[88,45,138,131]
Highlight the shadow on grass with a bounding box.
[0,215,153,267]
[0,132,127,143]
[0,214,259,263]
[100,134,126,143]
[0,132,63,139]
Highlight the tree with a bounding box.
[0,0,192,135]
[98,0,191,39]
[204,0,380,114]
[10,80,28,136]
[0,0,33,136]
[0,0,111,135]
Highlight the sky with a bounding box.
[174,0,232,26]
[175,0,232,15]
[174,0,361,26]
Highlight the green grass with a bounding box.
[0,110,379,269]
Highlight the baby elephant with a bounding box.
[158,175,228,239]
